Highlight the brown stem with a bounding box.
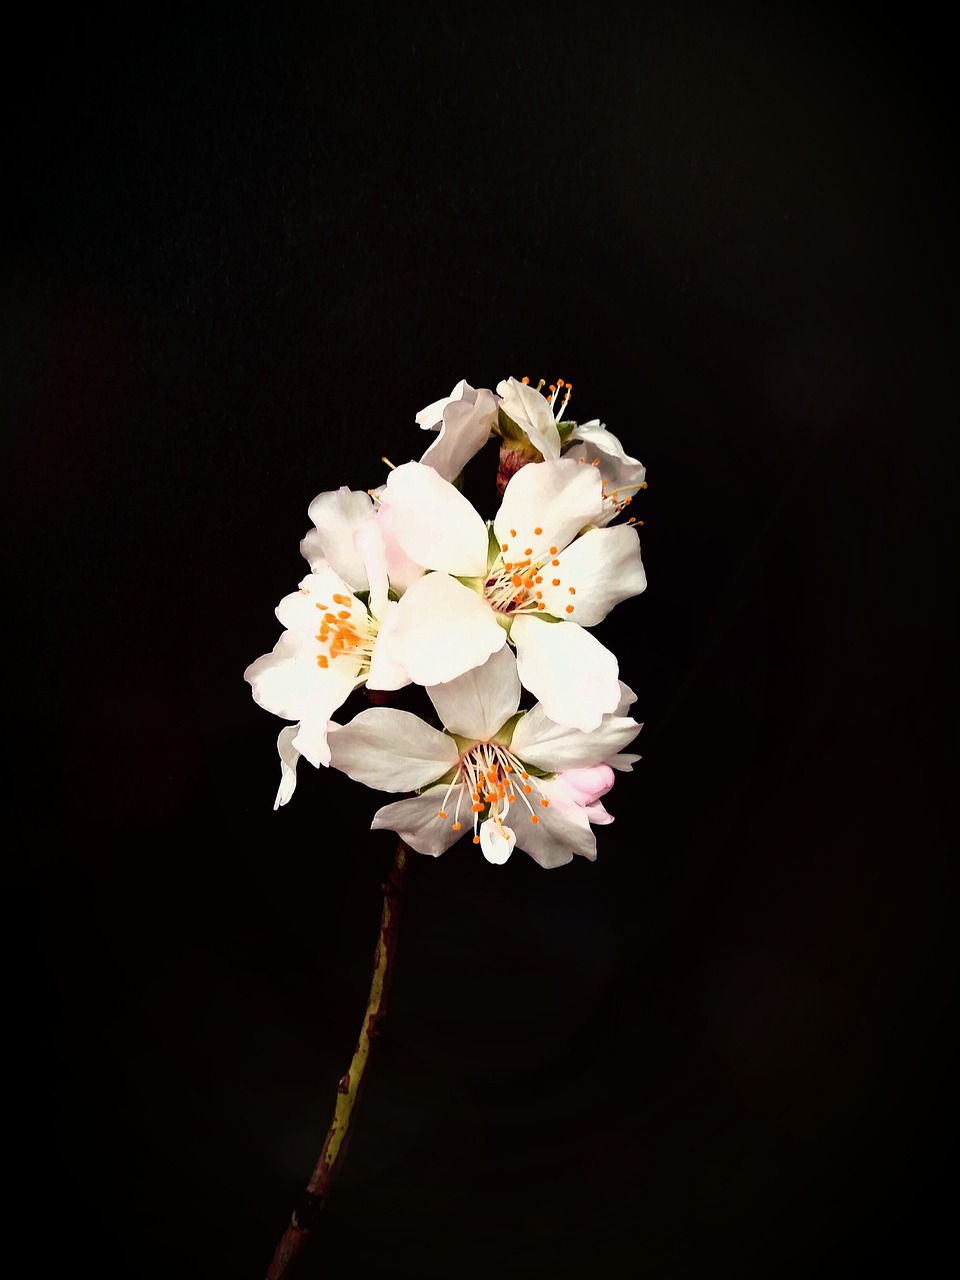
[265,841,409,1280]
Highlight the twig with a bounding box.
[265,840,409,1279]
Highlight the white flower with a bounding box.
[377,457,647,731]
[245,522,410,778]
[415,379,499,482]
[327,647,642,868]
[562,419,647,527]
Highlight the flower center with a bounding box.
[486,529,579,617]
[434,741,550,843]
[312,592,377,673]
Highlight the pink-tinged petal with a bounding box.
[354,519,389,620]
[494,458,603,565]
[415,379,470,429]
[537,525,646,626]
[551,765,616,808]
[479,819,516,864]
[274,725,301,810]
[371,785,467,857]
[375,503,424,595]
[510,697,641,771]
[381,462,489,576]
[496,377,561,460]
[420,387,498,482]
[389,572,506,686]
[301,487,376,586]
[328,707,458,792]
[365,600,412,693]
[510,615,620,732]
[426,645,520,742]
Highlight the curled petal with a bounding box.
[511,699,640,771]
[479,819,516,864]
[419,386,498,482]
[274,725,301,809]
[301,487,376,587]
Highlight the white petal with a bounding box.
[301,487,376,586]
[513,794,597,868]
[365,600,412,693]
[375,504,424,595]
[327,707,458,792]
[510,699,641,770]
[415,379,470,429]
[245,630,361,726]
[274,725,301,809]
[354,518,389,620]
[370,786,467,857]
[609,751,641,772]
[510,615,620,732]
[537,525,646,626]
[420,387,498,481]
[496,377,561,460]
[426,645,520,742]
[388,572,506,686]
[290,662,363,767]
[479,819,516,864]
[493,458,603,566]
[567,419,645,476]
[381,462,489,576]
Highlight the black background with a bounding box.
[5,5,955,1278]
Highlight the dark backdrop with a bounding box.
[5,5,955,1278]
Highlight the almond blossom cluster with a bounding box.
[245,377,648,868]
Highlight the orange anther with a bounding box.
[534,526,543,535]
[523,784,532,794]
[315,602,329,611]
[541,798,549,807]
[471,803,484,813]
[324,613,337,623]
[535,591,542,599]
[452,821,462,831]
[552,578,560,586]
[511,574,522,587]
[510,529,517,537]
[537,602,546,610]
[524,547,533,556]
[566,604,575,613]
[521,376,530,384]
[317,655,329,668]
[552,558,560,566]
[332,593,351,606]
[437,809,447,819]
[535,575,543,583]
[549,546,558,554]
[523,577,534,588]
[337,610,351,619]
[502,543,509,552]
[530,815,539,825]
[472,835,481,844]
[592,458,600,466]
[568,586,576,595]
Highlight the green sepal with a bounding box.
[453,575,485,594]
[557,419,577,443]
[491,710,524,748]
